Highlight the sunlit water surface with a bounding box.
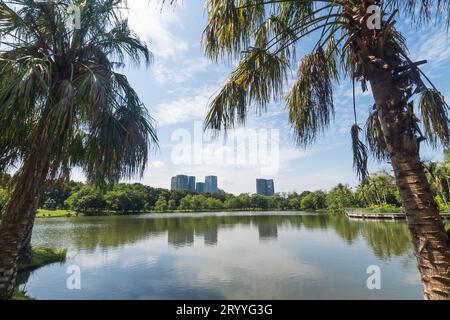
[20,212,425,299]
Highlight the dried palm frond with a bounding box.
[365,111,389,161]
[418,89,450,147]
[351,124,369,181]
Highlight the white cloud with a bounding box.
[125,1,188,58]
[153,86,213,126]
[149,161,166,169]
[412,30,450,68]
[152,57,213,83]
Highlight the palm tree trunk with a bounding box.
[0,135,49,300]
[18,197,39,261]
[370,70,450,300]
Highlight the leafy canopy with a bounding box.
[202,0,450,180]
[0,0,158,185]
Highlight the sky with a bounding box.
[73,1,450,195]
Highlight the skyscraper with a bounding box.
[205,176,218,193]
[171,175,189,191]
[256,179,275,196]
[188,176,196,192]
[196,182,205,193]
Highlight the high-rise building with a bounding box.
[196,182,205,193]
[266,179,275,196]
[188,176,196,192]
[256,179,275,196]
[171,175,189,191]
[205,176,218,193]
[171,176,176,191]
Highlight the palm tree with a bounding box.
[202,1,450,299]
[0,0,157,299]
[424,162,450,212]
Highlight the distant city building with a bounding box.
[256,179,275,196]
[205,176,218,193]
[196,182,205,193]
[188,176,196,192]
[171,175,221,193]
[171,175,189,191]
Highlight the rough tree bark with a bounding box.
[370,69,450,300]
[18,197,39,261]
[0,133,49,300]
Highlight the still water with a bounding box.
[20,212,424,299]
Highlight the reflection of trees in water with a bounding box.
[357,221,411,260]
[327,214,360,244]
[34,214,413,259]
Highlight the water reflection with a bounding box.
[25,213,425,299]
[32,213,413,259]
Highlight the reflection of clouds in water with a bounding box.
[74,251,119,269]
[120,255,158,269]
[161,229,323,298]
[27,214,423,299]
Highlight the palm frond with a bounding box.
[203,0,266,60]
[388,0,450,26]
[419,89,450,147]
[351,124,369,181]
[285,47,337,146]
[365,111,389,161]
[205,47,288,132]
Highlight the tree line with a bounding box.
[2,158,448,216]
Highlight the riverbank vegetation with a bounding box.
[18,247,67,273]
[2,155,448,217]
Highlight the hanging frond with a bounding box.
[388,0,450,26]
[351,124,369,181]
[205,47,288,132]
[203,0,266,60]
[285,47,337,146]
[365,111,389,161]
[419,89,450,147]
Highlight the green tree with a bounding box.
[356,171,400,207]
[190,194,207,211]
[206,197,224,210]
[327,184,357,212]
[225,196,242,210]
[0,0,158,299]
[202,1,450,298]
[168,199,177,211]
[178,196,191,211]
[301,194,316,211]
[154,196,168,212]
[64,186,105,213]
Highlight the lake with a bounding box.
[20,212,424,299]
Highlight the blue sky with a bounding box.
[76,1,450,195]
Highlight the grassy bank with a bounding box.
[36,209,75,218]
[12,247,67,300]
[18,247,67,273]
[12,288,33,300]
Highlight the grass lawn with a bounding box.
[36,209,75,218]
